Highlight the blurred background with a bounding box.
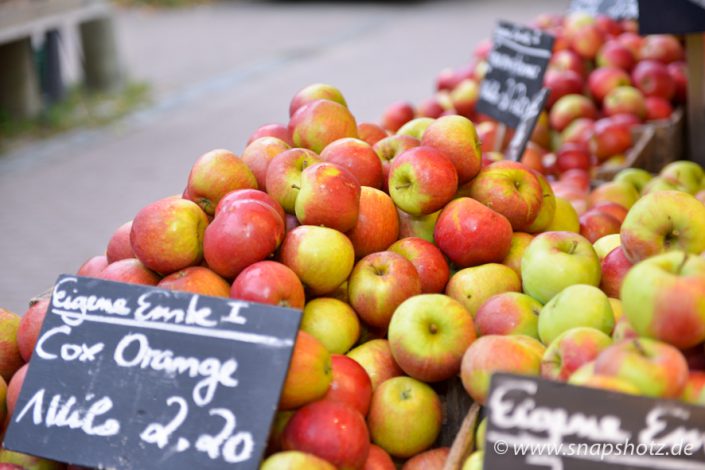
[1,0,562,314]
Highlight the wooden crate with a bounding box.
[595,108,685,181]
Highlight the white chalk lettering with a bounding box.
[36,325,104,362]
[15,388,120,436]
[221,301,249,325]
[135,292,216,328]
[640,407,705,454]
[489,378,631,444]
[114,333,238,406]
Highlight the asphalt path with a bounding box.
[0,0,561,314]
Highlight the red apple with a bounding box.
[130,197,209,274]
[667,61,688,103]
[569,23,605,60]
[603,86,646,119]
[588,67,631,104]
[322,354,373,416]
[290,99,358,154]
[346,187,399,258]
[401,447,450,470]
[106,221,134,263]
[265,148,321,213]
[6,363,28,418]
[545,69,584,108]
[597,40,636,71]
[388,237,449,294]
[280,331,333,410]
[640,35,684,64]
[595,14,623,37]
[184,149,258,215]
[476,120,511,152]
[645,97,673,121]
[617,32,643,59]
[204,199,284,279]
[346,339,404,391]
[549,49,586,77]
[475,292,541,338]
[542,327,613,381]
[321,138,384,189]
[600,246,632,298]
[549,94,598,131]
[348,251,421,329]
[215,188,285,223]
[556,142,592,173]
[98,258,161,285]
[589,117,632,161]
[289,83,347,117]
[561,118,595,146]
[434,198,513,267]
[467,161,544,231]
[502,232,534,280]
[416,97,445,119]
[158,266,231,298]
[381,101,415,132]
[241,137,291,191]
[450,78,480,118]
[230,260,304,309]
[282,400,369,470]
[632,60,676,100]
[246,123,294,147]
[388,146,458,216]
[295,162,361,232]
[397,209,439,243]
[77,255,109,277]
[357,122,388,146]
[363,445,395,470]
[0,309,22,383]
[580,209,622,243]
[373,134,420,191]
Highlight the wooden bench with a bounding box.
[0,0,120,120]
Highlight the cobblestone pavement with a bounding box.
[0,0,561,314]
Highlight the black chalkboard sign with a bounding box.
[638,0,705,35]
[507,88,550,162]
[476,21,555,129]
[4,275,301,469]
[569,0,639,19]
[483,374,705,470]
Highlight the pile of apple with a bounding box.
[381,10,687,179]
[0,74,703,470]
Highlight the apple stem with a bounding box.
[395,183,411,190]
[569,240,578,255]
[677,253,689,274]
[633,339,648,357]
[291,184,300,190]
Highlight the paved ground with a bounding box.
[0,0,561,314]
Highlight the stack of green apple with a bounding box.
[1,79,701,470]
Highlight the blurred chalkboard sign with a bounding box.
[638,0,705,34]
[569,0,639,19]
[507,88,550,162]
[483,374,705,470]
[476,21,554,129]
[4,275,301,470]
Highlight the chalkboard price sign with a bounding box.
[638,0,705,35]
[507,88,550,162]
[476,21,555,129]
[483,374,705,470]
[4,275,302,469]
[569,0,639,20]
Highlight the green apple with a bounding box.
[347,339,403,391]
[614,167,653,194]
[621,251,705,349]
[521,231,601,304]
[300,298,360,354]
[545,197,581,233]
[593,233,621,260]
[388,294,476,382]
[462,451,484,470]
[538,285,615,345]
[476,418,487,451]
[367,376,442,458]
[660,160,705,194]
[446,263,521,317]
[261,451,336,470]
[396,117,434,140]
[620,190,705,263]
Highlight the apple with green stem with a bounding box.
[388,294,476,382]
[265,148,321,214]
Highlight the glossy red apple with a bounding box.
[230,260,304,309]
[381,101,415,132]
